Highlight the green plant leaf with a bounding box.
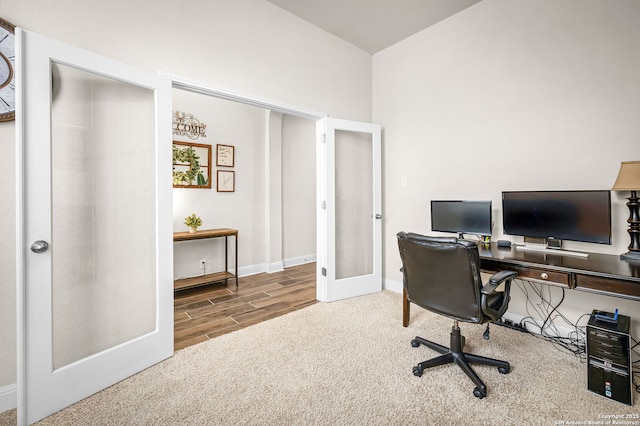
[197,173,207,186]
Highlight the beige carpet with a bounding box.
[2,290,639,425]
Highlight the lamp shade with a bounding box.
[611,161,640,191]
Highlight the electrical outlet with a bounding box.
[199,259,206,269]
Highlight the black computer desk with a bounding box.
[402,242,640,327]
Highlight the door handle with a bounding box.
[375,214,382,220]
[30,240,49,253]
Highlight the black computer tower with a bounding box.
[586,311,632,406]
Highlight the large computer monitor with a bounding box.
[502,190,611,245]
[430,200,492,238]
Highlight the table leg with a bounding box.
[224,235,228,272]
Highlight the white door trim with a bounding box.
[164,73,326,120]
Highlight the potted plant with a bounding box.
[184,213,202,233]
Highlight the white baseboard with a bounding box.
[283,254,316,268]
[0,383,16,413]
[267,261,284,274]
[238,263,268,277]
[238,255,317,277]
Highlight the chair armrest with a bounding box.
[481,270,518,295]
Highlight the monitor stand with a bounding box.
[515,242,589,258]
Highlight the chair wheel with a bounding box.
[411,339,420,348]
[498,366,510,374]
[412,366,423,377]
[473,387,486,399]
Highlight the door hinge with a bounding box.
[321,200,326,209]
[320,134,326,143]
[322,267,327,276]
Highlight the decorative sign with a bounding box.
[172,111,207,140]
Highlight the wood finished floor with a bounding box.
[174,262,317,350]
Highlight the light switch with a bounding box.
[401,176,408,188]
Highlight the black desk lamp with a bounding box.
[612,161,640,261]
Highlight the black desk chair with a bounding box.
[397,232,517,398]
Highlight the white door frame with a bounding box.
[168,74,325,121]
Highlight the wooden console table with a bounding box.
[173,228,238,291]
[403,242,640,326]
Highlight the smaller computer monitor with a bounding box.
[430,200,492,237]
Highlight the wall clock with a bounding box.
[0,16,16,122]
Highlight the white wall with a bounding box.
[172,90,267,278]
[282,115,317,264]
[374,0,640,335]
[0,0,371,406]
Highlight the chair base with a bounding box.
[411,324,510,398]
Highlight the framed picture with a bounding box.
[216,144,235,167]
[217,170,235,192]
[172,141,212,188]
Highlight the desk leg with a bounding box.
[235,234,238,287]
[403,287,410,327]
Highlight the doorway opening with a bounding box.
[170,82,321,350]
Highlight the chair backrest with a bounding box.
[397,232,484,323]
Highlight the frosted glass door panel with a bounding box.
[334,130,373,280]
[51,63,156,369]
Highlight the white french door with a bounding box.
[316,118,382,302]
[16,29,173,424]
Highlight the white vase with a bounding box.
[189,227,197,233]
